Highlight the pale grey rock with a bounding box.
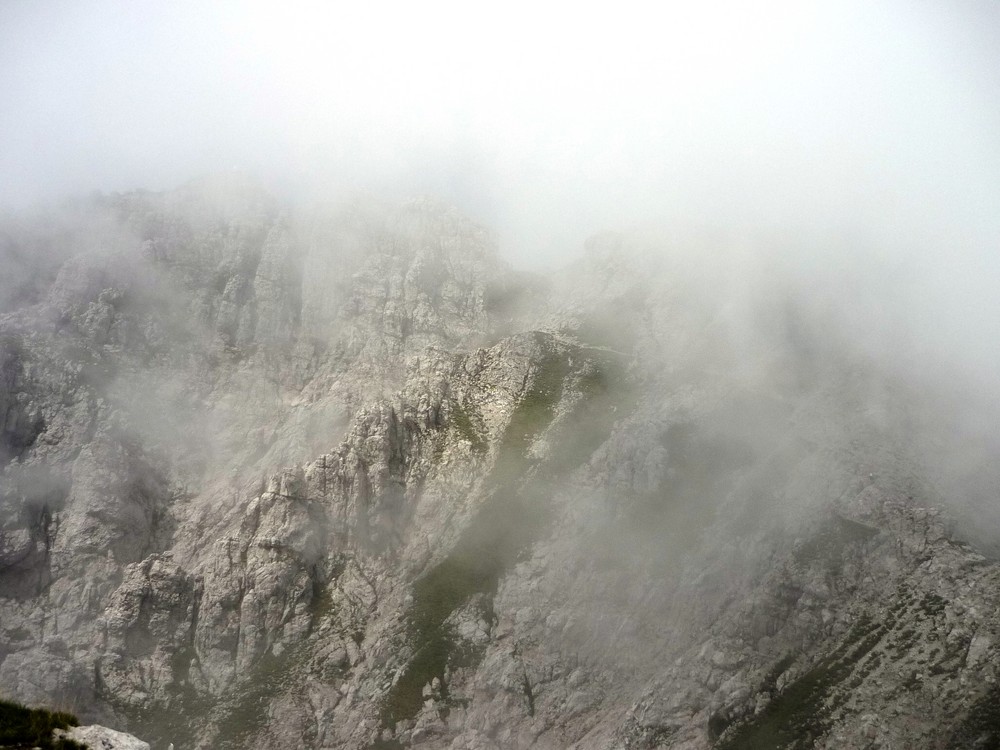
[57,723,151,750]
[97,554,201,710]
[0,647,93,709]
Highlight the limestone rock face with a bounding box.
[1,180,999,750]
[98,555,202,712]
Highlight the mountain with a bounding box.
[1,178,998,750]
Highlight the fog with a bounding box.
[4,5,1000,741]
[3,2,998,248]
[3,3,1000,481]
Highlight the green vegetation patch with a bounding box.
[948,681,1000,749]
[0,699,85,750]
[380,337,633,729]
[494,340,573,465]
[448,399,487,455]
[716,616,885,749]
[920,592,947,617]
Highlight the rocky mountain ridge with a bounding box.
[1,179,998,749]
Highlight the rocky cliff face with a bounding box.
[1,180,998,750]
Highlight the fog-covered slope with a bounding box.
[1,180,998,750]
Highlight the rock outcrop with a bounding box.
[57,723,151,750]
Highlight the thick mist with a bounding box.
[3,1,999,352]
[3,3,999,248]
[2,0,1000,539]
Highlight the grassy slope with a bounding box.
[380,336,631,728]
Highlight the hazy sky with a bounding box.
[2,0,1000,270]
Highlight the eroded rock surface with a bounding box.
[2,181,998,750]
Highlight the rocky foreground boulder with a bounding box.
[56,724,150,750]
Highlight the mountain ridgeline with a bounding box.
[1,177,998,749]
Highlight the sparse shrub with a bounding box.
[0,698,86,749]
